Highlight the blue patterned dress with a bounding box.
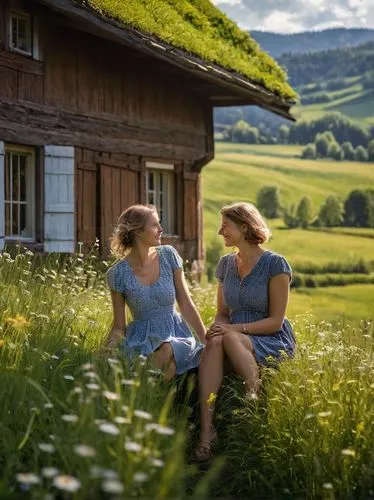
[216,250,296,366]
[106,245,204,375]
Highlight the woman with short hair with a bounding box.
[105,204,206,379]
[194,201,296,462]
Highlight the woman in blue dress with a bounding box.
[105,204,206,379]
[194,202,296,461]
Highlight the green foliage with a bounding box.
[301,143,317,159]
[78,0,296,100]
[256,185,282,219]
[319,195,345,227]
[368,139,374,161]
[355,145,369,162]
[296,196,315,229]
[226,120,259,144]
[341,141,355,160]
[283,203,300,229]
[205,238,224,282]
[344,189,374,227]
[315,132,330,157]
[327,140,343,160]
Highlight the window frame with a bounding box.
[9,8,33,57]
[145,162,176,236]
[4,144,36,242]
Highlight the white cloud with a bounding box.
[212,0,374,33]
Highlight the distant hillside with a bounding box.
[251,28,374,58]
[279,42,374,86]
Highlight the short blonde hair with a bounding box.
[110,204,157,259]
[221,202,271,244]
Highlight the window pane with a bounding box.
[12,154,19,201]
[148,172,154,191]
[11,17,18,47]
[12,203,19,236]
[159,172,164,192]
[148,192,154,205]
[5,153,10,202]
[20,155,27,201]
[20,204,27,236]
[5,203,10,236]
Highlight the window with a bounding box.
[146,162,175,235]
[9,10,33,56]
[5,146,35,240]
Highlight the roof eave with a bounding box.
[36,0,296,121]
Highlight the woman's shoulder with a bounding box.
[263,250,292,278]
[106,259,127,291]
[159,245,183,269]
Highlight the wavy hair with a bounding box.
[221,202,271,244]
[109,204,157,259]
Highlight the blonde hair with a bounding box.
[110,204,157,259]
[221,202,271,244]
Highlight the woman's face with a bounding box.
[218,216,244,247]
[138,212,163,247]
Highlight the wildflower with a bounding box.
[150,458,164,467]
[5,314,31,329]
[341,448,356,457]
[121,379,136,386]
[154,425,175,436]
[0,339,5,348]
[323,483,333,490]
[133,409,152,420]
[102,391,120,401]
[102,469,119,480]
[41,467,59,478]
[81,362,94,371]
[63,375,75,381]
[51,355,59,360]
[318,411,332,418]
[101,479,124,494]
[73,444,96,457]
[133,472,148,483]
[61,414,78,423]
[38,443,55,453]
[44,403,54,409]
[206,392,217,405]
[124,441,142,452]
[16,473,40,485]
[114,416,131,424]
[122,405,129,412]
[86,383,100,391]
[53,474,81,492]
[99,423,119,435]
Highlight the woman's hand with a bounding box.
[206,323,236,339]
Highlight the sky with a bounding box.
[211,0,374,34]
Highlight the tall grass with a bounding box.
[1,248,374,498]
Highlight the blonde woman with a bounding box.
[105,204,206,379]
[194,202,296,461]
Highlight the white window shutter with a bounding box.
[0,142,4,251]
[44,146,75,252]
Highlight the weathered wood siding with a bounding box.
[0,0,212,263]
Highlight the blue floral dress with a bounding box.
[216,250,296,366]
[106,245,204,375]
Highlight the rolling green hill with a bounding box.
[203,143,374,267]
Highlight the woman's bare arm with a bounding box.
[105,290,127,348]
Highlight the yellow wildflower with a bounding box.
[206,392,217,405]
[0,339,5,348]
[5,314,31,329]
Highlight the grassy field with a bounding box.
[1,251,374,499]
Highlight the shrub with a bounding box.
[318,195,344,227]
[355,145,368,162]
[256,185,282,219]
[327,141,343,160]
[301,143,317,159]
[341,141,355,161]
[296,196,315,229]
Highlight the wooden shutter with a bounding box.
[0,142,4,251]
[44,146,75,252]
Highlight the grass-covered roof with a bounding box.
[74,0,297,102]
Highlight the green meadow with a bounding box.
[1,250,374,499]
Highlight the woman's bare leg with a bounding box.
[151,342,176,381]
[222,332,260,394]
[196,336,224,458]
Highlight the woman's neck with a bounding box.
[236,242,263,262]
[127,244,153,267]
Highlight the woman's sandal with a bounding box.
[193,432,218,463]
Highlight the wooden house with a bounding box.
[0,0,296,269]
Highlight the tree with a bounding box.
[230,120,260,144]
[256,185,282,219]
[344,189,373,227]
[327,141,343,161]
[319,195,344,227]
[301,143,317,159]
[341,141,355,161]
[296,196,314,229]
[283,204,300,228]
[368,139,374,162]
[315,133,329,157]
[278,124,290,144]
[354,145,368,162]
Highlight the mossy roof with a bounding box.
[73,0,296,103]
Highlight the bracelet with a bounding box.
[242,323,247,333]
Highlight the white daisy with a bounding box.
[124,441,142,452]
[53,474,81,492]
[38,443,55,453]
[101,479,124,494]
[133,472,148,483]
[73,444,96,457]
[98,423,120,435]
[61,414,78,423]
[102,391,120,401]
[16,473,40,485]
[86,383,100,391]
[133,410,152,420]
[41,467,59,478]
[114,416,131,425]
[63,375,75,381]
